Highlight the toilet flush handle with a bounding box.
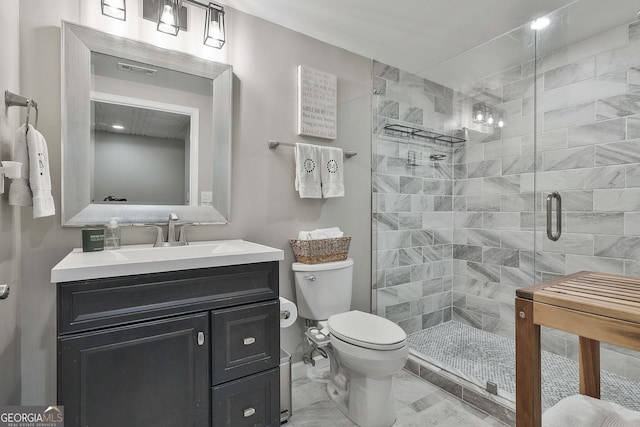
[304,275,316,281]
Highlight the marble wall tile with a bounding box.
[433,228,454,244]
[483,212,521,230]
[484,137,522,160]
[467,262,501,283]
[385,301,411,322]
[501,114,534,139]
[377,194,412,213]
[594,188,640,211]
[423,277,445,296]
[627,115,640,139]
[626,164,640,187]
[584,165,626,189]
[454,144,484,164]
[373,60,400,81]
[535,169,590,191]
[453,244,482,262]
[435,97,453,115]
[385,268,411,288]
[565,212,624,235]
[434,196,453,211]
[422,310,445,329]
[401,106,424,125]
[398,316,422,335]
[568,118,626,147]
[400,176,424,194]
[399,213,423,230]
[500,193,535,213]
[539,70,627,113]
[433,162,454,180]
[373,77,387,96]
[503,155,534,175]
[482,248,519,267]
[595,235,640,261]
[453,196,467,212]
[465,295,501,318]
[410,291,452,317]
[373,174,400,193]
[595,139,640,165]
[422,178,450,195]
[454,163,468,180]
[520,251,566,274]
[386,156,410,176]
[596,42,640,76]
[423,245,444,262]
[501,231,535,250]
[467,229,501,247]
[501,266,536,286]
[377,230,412,250]
[523,129,568,154]
[373,212,399,232]
[625,259,640,276]
[558,190,593,211]
[452,276,484,296]
[544,56,595,91]
[597,92,640,120]
[466,195,501,212]
[424,79,446,98]
[411,229,434,246]
[452,307,483,329]
[376,137,401,157]
[454,178,483,196]
[565,254,624,274]
[624,212,640,235]
[503,76,534,102]
[541,233,594,256]
[377,100,399,118]
[422,212,453,228]
[453,212,483,229]
[544,101,595,131]
[467,159,502,178]
[485,64,523,88]
[411,195,436,212]
[543,147,595,171]
[630,21,640,43]
[483,282,516,305]
[399,248,423,266]
[484,176,520,194]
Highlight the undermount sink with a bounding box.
[51,239,284,283]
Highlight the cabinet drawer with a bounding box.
[213,368,280,427]
[212,300,279,384]
[58,262,278,334]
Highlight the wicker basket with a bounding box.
[290,236,351,264]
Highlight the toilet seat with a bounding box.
[328,310,407,351]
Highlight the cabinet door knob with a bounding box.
[243,337,256,345]
[197,332,205,346]
[243,407,256,418]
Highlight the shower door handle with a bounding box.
[546,192,562,241]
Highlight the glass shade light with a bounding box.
[158,0,180,36]
[473,103,486,124]
[204,3,225,48]
[101,0,126,21]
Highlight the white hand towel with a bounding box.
[28,126,55,218]
[298,227,344,240]
[320,146,344,198]
[9,124,33,207]
[9,124,55,218]
[295,143,322,198]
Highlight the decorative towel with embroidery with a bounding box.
[9,124,55,218]
[320,146,344,198]
[294,143,322,198]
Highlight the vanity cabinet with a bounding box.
[56,261,280,427]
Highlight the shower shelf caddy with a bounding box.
[382,124,466,144]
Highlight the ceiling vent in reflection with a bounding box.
[117,62,158,77]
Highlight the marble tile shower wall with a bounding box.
[372,60,457,334]
[450,20,640,381]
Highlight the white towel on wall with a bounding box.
[320,146,344,198]
[295,143,322,198]
[9,124,55,218]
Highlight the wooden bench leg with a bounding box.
[579,337,600,398]
[516,297,542,427]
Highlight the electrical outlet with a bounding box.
[201,191,213,203]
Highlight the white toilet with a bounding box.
[293,258,409,427]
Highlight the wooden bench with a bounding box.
[515,271,640,426]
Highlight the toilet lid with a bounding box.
[327,310,407,350]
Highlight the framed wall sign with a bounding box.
[297,65,337,140]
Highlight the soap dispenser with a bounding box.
[104,218,121,250]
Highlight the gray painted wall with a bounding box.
[0,0,22,405]
[17,0,371,404]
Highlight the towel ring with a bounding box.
[25,99,38,130]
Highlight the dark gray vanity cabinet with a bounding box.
[56,262,281,427]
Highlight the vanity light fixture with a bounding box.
[472,102,506,129]
[101,0,126,21]
[157,0,180,35]
[101,0,226,48]
[530,17,550,30]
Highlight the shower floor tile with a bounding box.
[407,321,640,411]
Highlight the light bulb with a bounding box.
[487,115,494,125]
[112,124,124,130]
[497,118,505,128]
[531,17,550,30]
[475,112,483,122]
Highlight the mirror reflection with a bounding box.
[61,22,232,226]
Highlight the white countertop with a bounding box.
[51,239,285,283]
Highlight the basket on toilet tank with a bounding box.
[289,236,351,264]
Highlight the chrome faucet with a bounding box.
[167,213,179,244]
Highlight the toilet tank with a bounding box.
[292,258,353,320]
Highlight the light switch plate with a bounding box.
[201,191,213,203]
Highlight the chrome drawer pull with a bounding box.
[243,407,256,418]
[197,332,205,346]
[243,337,256,345]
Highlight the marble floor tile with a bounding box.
[289,362,508,427]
